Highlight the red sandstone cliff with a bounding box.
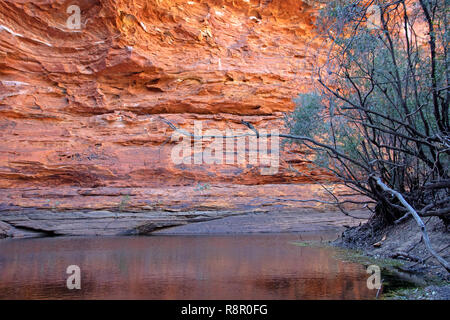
[0,0,332,191]
[0,0,368,239]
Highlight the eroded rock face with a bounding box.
[0,0,330,192]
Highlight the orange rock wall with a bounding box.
[0,0,329,188]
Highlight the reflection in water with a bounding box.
[0,234,375,299]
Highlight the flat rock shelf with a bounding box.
[0,208,368,238]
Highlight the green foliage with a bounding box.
[289,94,327,138]
[287,92,364,174]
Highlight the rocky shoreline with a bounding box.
[333,216,450,300]
[0,207,368,238]
[0,208,257,238]
[0,183,368,238]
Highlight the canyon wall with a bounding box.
[0,0,330,190]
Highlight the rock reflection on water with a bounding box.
[0,234,375,299]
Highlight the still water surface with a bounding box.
[0,234,376,299]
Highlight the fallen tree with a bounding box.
[371,175,449,271]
